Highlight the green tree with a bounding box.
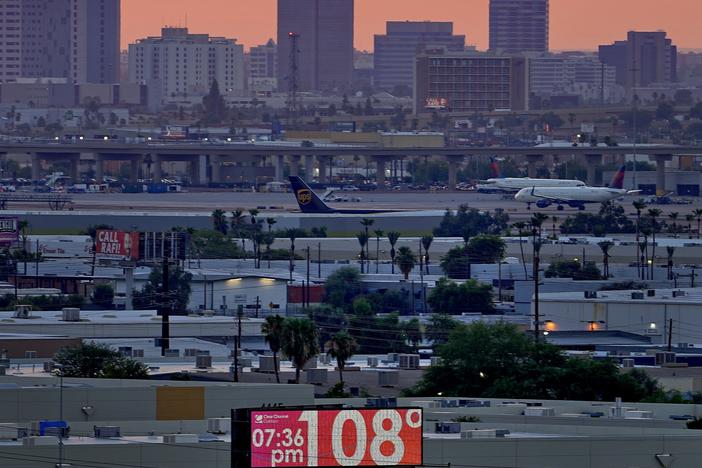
[403,318,423,351]
[202,79,227,124]
[421,235,433,274]
[395,246,416,280]
[92,284,114,308]
[211,209,228,234]
[434,205,509,238]
[545,259,603,280]
[439,246,472,279]
[425,314,460,347]
[326,330,359,384]
[323,267,362,310]
[261,315,285,383]
[356,231,369,273]
[428,278,494,315]
[133,265,193,312]
[281,318,320,384]
[54,342,148,379]
[655,101,675,120]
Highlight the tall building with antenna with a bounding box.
[276,0,354,92]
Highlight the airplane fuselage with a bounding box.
[515,186,629,208]
[480,178,585,192]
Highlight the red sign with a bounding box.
[424,97,448,109]
[250,408,422,468]
[0,217,18,244]
[95,230,139,261]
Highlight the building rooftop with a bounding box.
[539,287,702,305]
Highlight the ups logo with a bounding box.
[296,189,312,205]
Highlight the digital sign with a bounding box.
[248,408,422,468]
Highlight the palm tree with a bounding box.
[211,209,228,234]
[530,213,549,239]
[694,208,702,239]
[251,224,264,268]
[387,231,400,274]
[632,200,647,242]
[326,330,359,384]
[647,208,663,279]
[666,246,676,281]
[360,218,375,268]
[261,315,285,383]
[231,209,246,259]
[513,222,529,279]
[266,217,277,233]
[356,231,369,273]
[668,212,679,238]
[281,317,320,384]
[598,241,614,278]
[395,246,417,280]
[373,229,384,274]
[686,214,695,238]
[551,216,558,239]
[286,229,298,279]
[249,208,260,226]
[421,235,433,274]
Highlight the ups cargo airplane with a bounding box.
[289,176,402,214]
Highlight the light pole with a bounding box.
[53,365,64,468]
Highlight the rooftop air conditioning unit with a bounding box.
[195,355,212,369]
[524,407,555,417]
[306,368,328,385]
[435,422,461,434]
[647,289,656,297]
[13,305,31,319]
[398,354,420,369]
[631,292,645,300]
[367,357,379,368]
[584,291,598,299]
[378,370,399,387]
[163,434,199,444]
[61,308,80,322]
[207,418,231,434]
[673,290,686,297]
[258,355,278,373]
[94,426,121,438]
[655,352,676,365]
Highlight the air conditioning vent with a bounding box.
[584,291,598,299]
[13,305,31,319]
[195,355,212,369]
[94,426,121,438]
[207,418,231,434]
[61,308,80,322]
[631,292,644,300]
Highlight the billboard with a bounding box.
[248,408,422,468]
[95,230,139,261]
[424,97,448,110]
[0,217,18,244]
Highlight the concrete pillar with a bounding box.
[189,160,199,185]
[655,154,672,196]
[275,154,285,182]
[152,154,162,182]
[304,155,314,179]
[95,155,104,183]
[447,156,462,191]
[375,157,386,189]
[210,155,221,183]
[69,157,79,183]
[289,155,301,178]
[31,153,41,181]
[317,156,328,183]
[585,154,602,186]
[130,158,140,183]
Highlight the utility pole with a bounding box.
[317,242,321,278]
[630,39,640,191]
[286,32,300,129]
[255,296,260,318]
[160,243,171,357]
[533,235,543,341]
[667,318,673,352]
[306,247,310,308]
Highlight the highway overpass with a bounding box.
[3,141,702,192]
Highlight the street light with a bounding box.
[52,365,65,468]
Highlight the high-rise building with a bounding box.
[128,27,245,104]
[276,0,354,91]
[599,31,677,89]
[489,0,549,54]
[414,49,529,113]
[529,53,618,104]
[0,0,119,84]
[374,21,465,91]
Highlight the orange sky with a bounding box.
[122,0,702,51]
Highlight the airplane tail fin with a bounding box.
[489,157,501,178]
[609,165,626,189]
[289,176,335,213]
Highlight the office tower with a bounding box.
[71,0,121,84]
[128,28,245,104]
[277,0,354,91]
[0,0,119,83]
[374,21,465,91]
[529,54,617,104]
[414,49,529,113]
[489,0,549,53]
[599,31,677,89]
[249,39,278,92]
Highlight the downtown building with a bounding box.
[128,27,245,105]
[0,0,120,84]
[276,0,354,92]
[489,0,549,54]
[529,53,619,105]
[374,21,465,91]
[414,49,529,113]
[599,31,677,89]
[248,39,278,94]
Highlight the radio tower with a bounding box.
[286,32,300,128]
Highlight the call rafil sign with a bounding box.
[95,230,139,261]
[232,408,423,468]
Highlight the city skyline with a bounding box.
[122,0,702,51]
